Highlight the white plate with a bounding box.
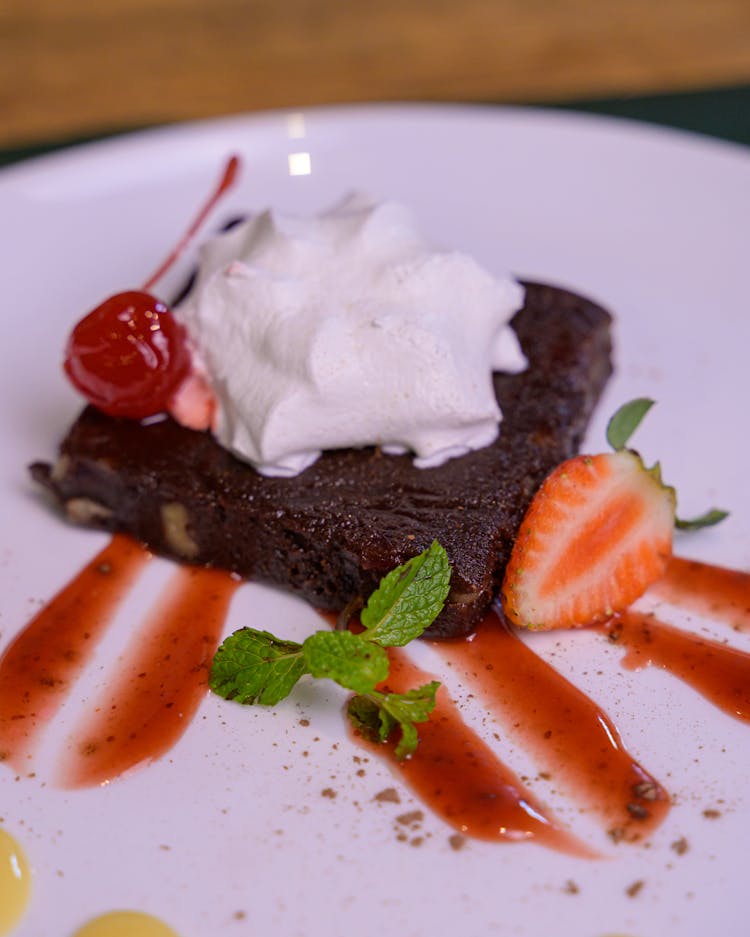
[1,104,749,937]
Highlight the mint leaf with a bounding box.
[347,681,440,759]
[302,631,389,693]
[360,541,451,647]
[378,681,441,757]
[347,694,396,742]
[676,508,729,530]
[210,545,451,759]
[378,680,441,727]
[606,398,655,451]
[393,721,419,761]
[209,628,306,705]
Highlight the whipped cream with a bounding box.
[175,193,527,476]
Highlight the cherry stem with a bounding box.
[141,154,241,294]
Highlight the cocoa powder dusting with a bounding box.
[373,787,401,804]
[671,836,689,855]
[396,810,424,827]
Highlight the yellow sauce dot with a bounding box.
[71,911,179,937]
[0,828,31,935]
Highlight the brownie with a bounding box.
[30,282,612,638]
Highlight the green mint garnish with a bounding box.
[360,539,452,646]
[347,681,440,760]
[209,629,306,706]
[209,541,451,758]
[302,630,389,693]
[604,398,729,530]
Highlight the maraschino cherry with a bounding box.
[64,155,240,420]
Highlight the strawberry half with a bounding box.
[501,399,727,631]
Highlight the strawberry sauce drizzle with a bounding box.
[603,610,750,722]
[141,154,240,293]
[0,536,149,767]
[60,565,239,788]
[356,648,591,855]
[650,556,750,632]
[4,533,749,851]
[434,608,670,842]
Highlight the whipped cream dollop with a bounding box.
[175,193,527,477]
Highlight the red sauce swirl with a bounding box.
[651,556,750,632]
[60,565,239,787]
[604,610,750,722]
[434,610,670,842]
[356,648,592,855]
[0,535,149,766]
[3,541,749,854]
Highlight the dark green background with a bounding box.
[1,84,748,169]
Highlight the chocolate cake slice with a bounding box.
[31,282,612,638]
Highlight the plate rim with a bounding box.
[2,100,749,189]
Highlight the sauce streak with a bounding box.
[3,537,748,861]
[61,565,239,787]
[605,610,750,722]
[0,535,149,767]
[434,610,670,841]
[651,556,750,632]
[355,648,591,855]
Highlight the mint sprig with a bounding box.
[347,681,440,760]
[304,630,390,693]
[209,541,451,758]
[209,630,307,706]
[360,541,452,646]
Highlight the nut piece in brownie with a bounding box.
[31,282,612,638]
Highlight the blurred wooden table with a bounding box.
[2,0,750,147]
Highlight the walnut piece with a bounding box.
[65,497,113,524]
[161,502,199,559]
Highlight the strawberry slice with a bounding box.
[501,399,727,631]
